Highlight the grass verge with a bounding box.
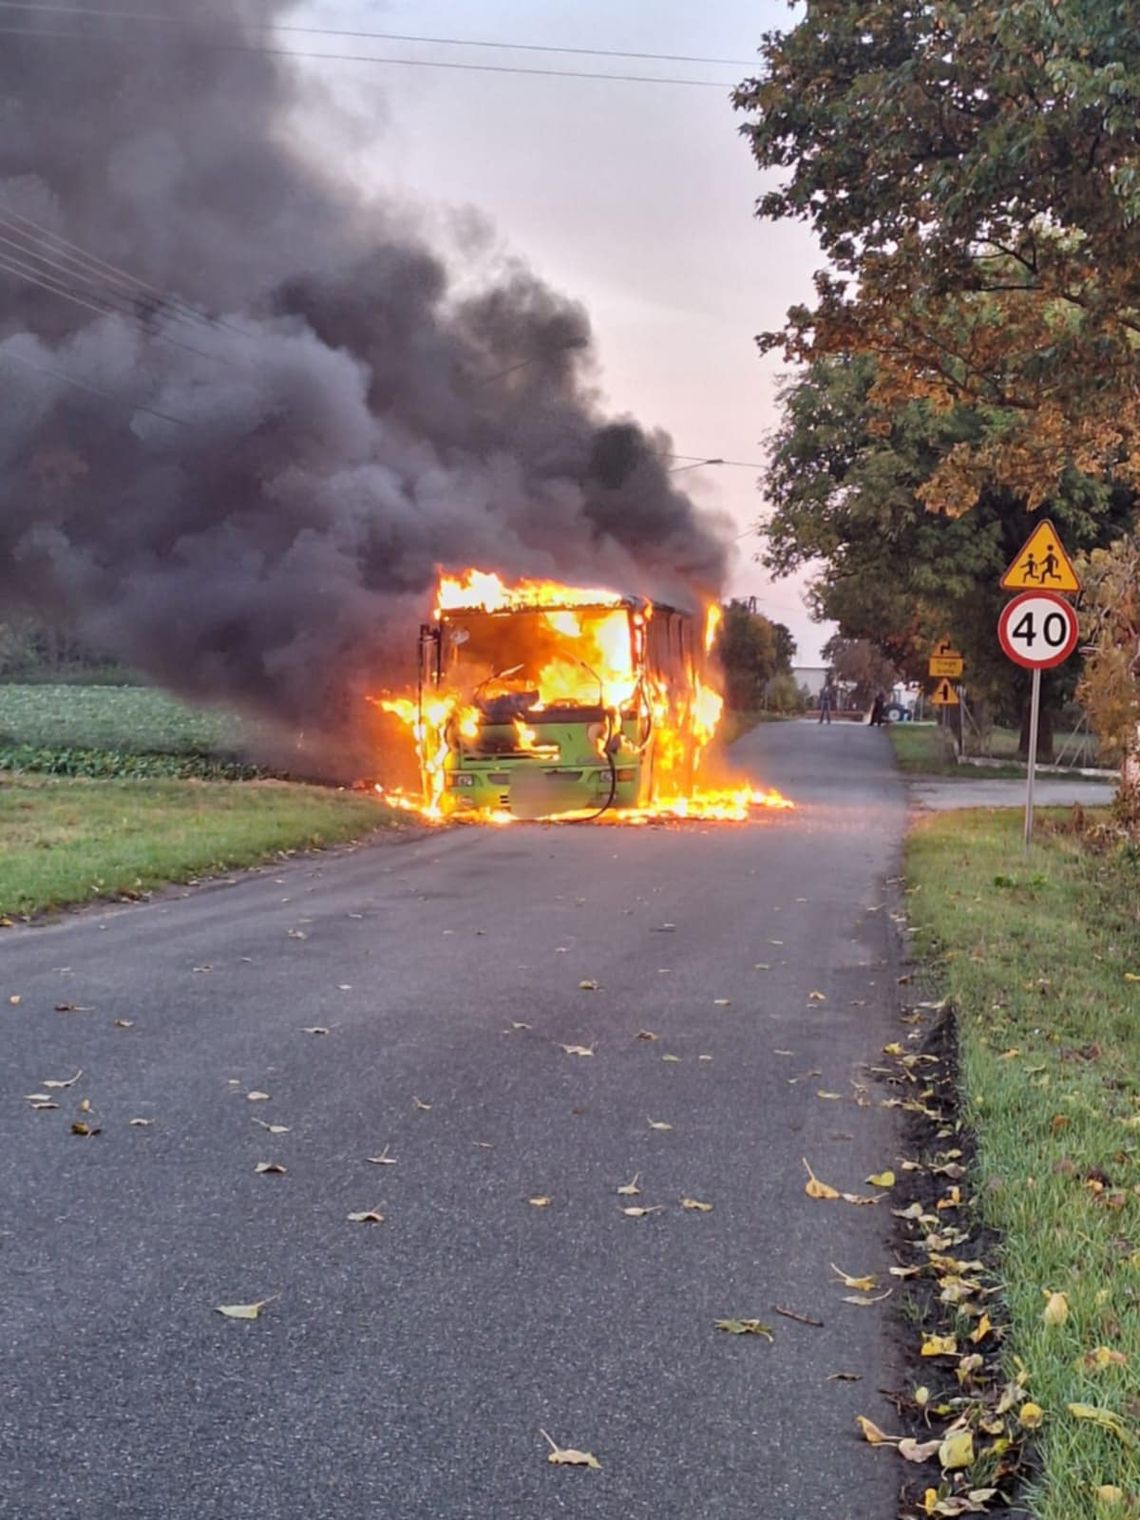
[0,775,406,918]
[907,806,1140,1517]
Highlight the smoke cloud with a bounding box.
[0,1,730,773]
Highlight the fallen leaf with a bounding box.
[616,1174,641,1196]
[366,1146,397,1165]
[560,1043,595,1058]
[113,1018,134,1028]
[662,1053,682,1063]
[1042,1290,1070,1326]
[647,1118,672,1131]
[938,1430,975,1470]
[681,1197,713,1212]
[714,1319,774,1339]
[713,998,732,1007]
[921,1335,958,1357]
[841,1192,882,1207]
[1096,1485,1125,1504]
[831,1262,877,1291]
[803,1158,840,1200]
[882,1042,905,1057]
[898,1437,942,1463]
[866,1170,896,1189]
[808,991,826,1003]
[42,1070,84,1090]
[1018,1402,1044,1429]
[1067,1403,1134,1444]
[843,1290,893,1306]
[301,1026,330,1036]
[578,980,599,992]
[25,1092,53,1103]
[1082,1346,1128,1371]
[539,1430,600,1470]
[754,963,771,971]
[527,1196,551,1208]
[28,1100,58,1111]
[216,1297,277,1320]
[69,1121,100,1136]
[825,1371,862,1382]
[8,995,21,1005]
[347,1209,385,1224]
[255,1162,286,1175]
[129,1118,154,1127]
[287,929,307,940]
[636,1029,658,1041]
[413,1096,432,1111]
[621,1205,664,1218]
[247,1091,270,1102]
[855,1415,898,1447]
[506,1021,532,1031]
[817,1091,842,1101]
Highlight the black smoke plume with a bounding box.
[0,1,730,775]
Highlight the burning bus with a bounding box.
[377,569,792,823]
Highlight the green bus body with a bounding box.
[419,597,700,819]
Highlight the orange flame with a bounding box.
[372,568,794,824]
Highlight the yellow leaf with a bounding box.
[1096,1485,1124,1504]
[647,1118,672,1131]
[578,980,599,991]
[914,1386,930,1407]
[1042,1290,1070,1326]
[347,1209,385,1223]
[621,1205,664,1218]
[808,991,826,1002]
[921,1335,958,1357]
[714,1318,773,1339]
[866,1170,896,1189]
[662,1053,682,1063]
[898,1436,942,1463]
[921,1490,938,1516]
[938,1429,974,1470]
[681,1197,713,1212]
[832,1264,877,1292]
[883,1042,905,1056]
[528,1196,552,1208]
[803,1158,840,1200]
[855,1415,897,1446]
[1018,1402,1044,1430]
[540,1430,600,1470]
[816,1091,842,1101]
[215,1296,277,1320]
[1067,1404,1134,1444]
[616,1174,641,1196]
[969,1314,992,1344]
[713,998,732,1006]
[1082,1346,1128,1371]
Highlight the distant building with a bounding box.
[793,665,830,699]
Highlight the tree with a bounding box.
[735,2,1140,515]
[1079,533,1140,820]
[761,354,1135,757]
[823,636,899,708]
[715,602,780,711]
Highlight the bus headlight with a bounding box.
[446,773,476,788]
[614,768,636,783]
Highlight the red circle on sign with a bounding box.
[997,591,1079,670]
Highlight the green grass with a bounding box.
[0,683,243,755]
[907,808,1140,1518]
[0,776,404,917]
[889,722,962,774]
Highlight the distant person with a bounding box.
[818,679,835,725]
[870,691,886,726]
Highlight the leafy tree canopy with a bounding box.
[735,1,1140,512]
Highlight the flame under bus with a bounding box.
[420,594,705,820]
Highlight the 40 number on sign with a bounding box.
[997,592,1079,671]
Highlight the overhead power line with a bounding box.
[2,344,189,425]
[0,23,733,86]
[0,2,757,68]
[668,453,766,469]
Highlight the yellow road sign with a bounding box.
[1001,519,1081,594]
[929,655,965,678]
[930,678,959,707]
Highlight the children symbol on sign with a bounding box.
[1019,542,1062,585]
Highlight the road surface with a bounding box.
[2,722,911,1520]
[911,775,1115,810]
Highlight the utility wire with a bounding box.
[0,203,246,338]
[0,24,733,86]
[2,344,189,425]
[667,453,766,469]
[0,2,756,67]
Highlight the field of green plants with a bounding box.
[0,684,253,778]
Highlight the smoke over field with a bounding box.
[0,1,729,774]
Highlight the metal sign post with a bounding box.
[1024,666,1041,854]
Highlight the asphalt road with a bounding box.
[2,721,911,1520]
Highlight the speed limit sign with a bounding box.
[997,590,1079,670]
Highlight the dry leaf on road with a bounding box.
[647,1118,673,1131]
[540,1430,600,1470]
[578,980,599,991]
[366,1146,397,1165]
[216,1296,277,1320]
[302,1026,330,1036]
[347,1209,385,1224]
[254,1120,291,1134]
[413,1097,432,1111]
[803,1158,840,1200]
[1042,1290,1069,1326]
[681,1198,713,1212]
[560,1044,595,1058]
[714,1319,774,1339]
[247,1091,270,1102]
[866,1170,896,1188]
[42,1070,83,1090]
[621,1205,664,1218]
[832,1265,877,1292]
[855,1415,898,1446]
[528,1196,552,1208]
[616,1174,641,1196]
[255,1162,286,1175]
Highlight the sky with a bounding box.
[290,0,829,661]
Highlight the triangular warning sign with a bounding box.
[930,678,959,706]
[1001,520,1081,593]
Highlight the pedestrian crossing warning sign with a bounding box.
[1001,520,1081,594]
[930,678,959,707]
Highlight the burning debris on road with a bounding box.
[372,568,794,824]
